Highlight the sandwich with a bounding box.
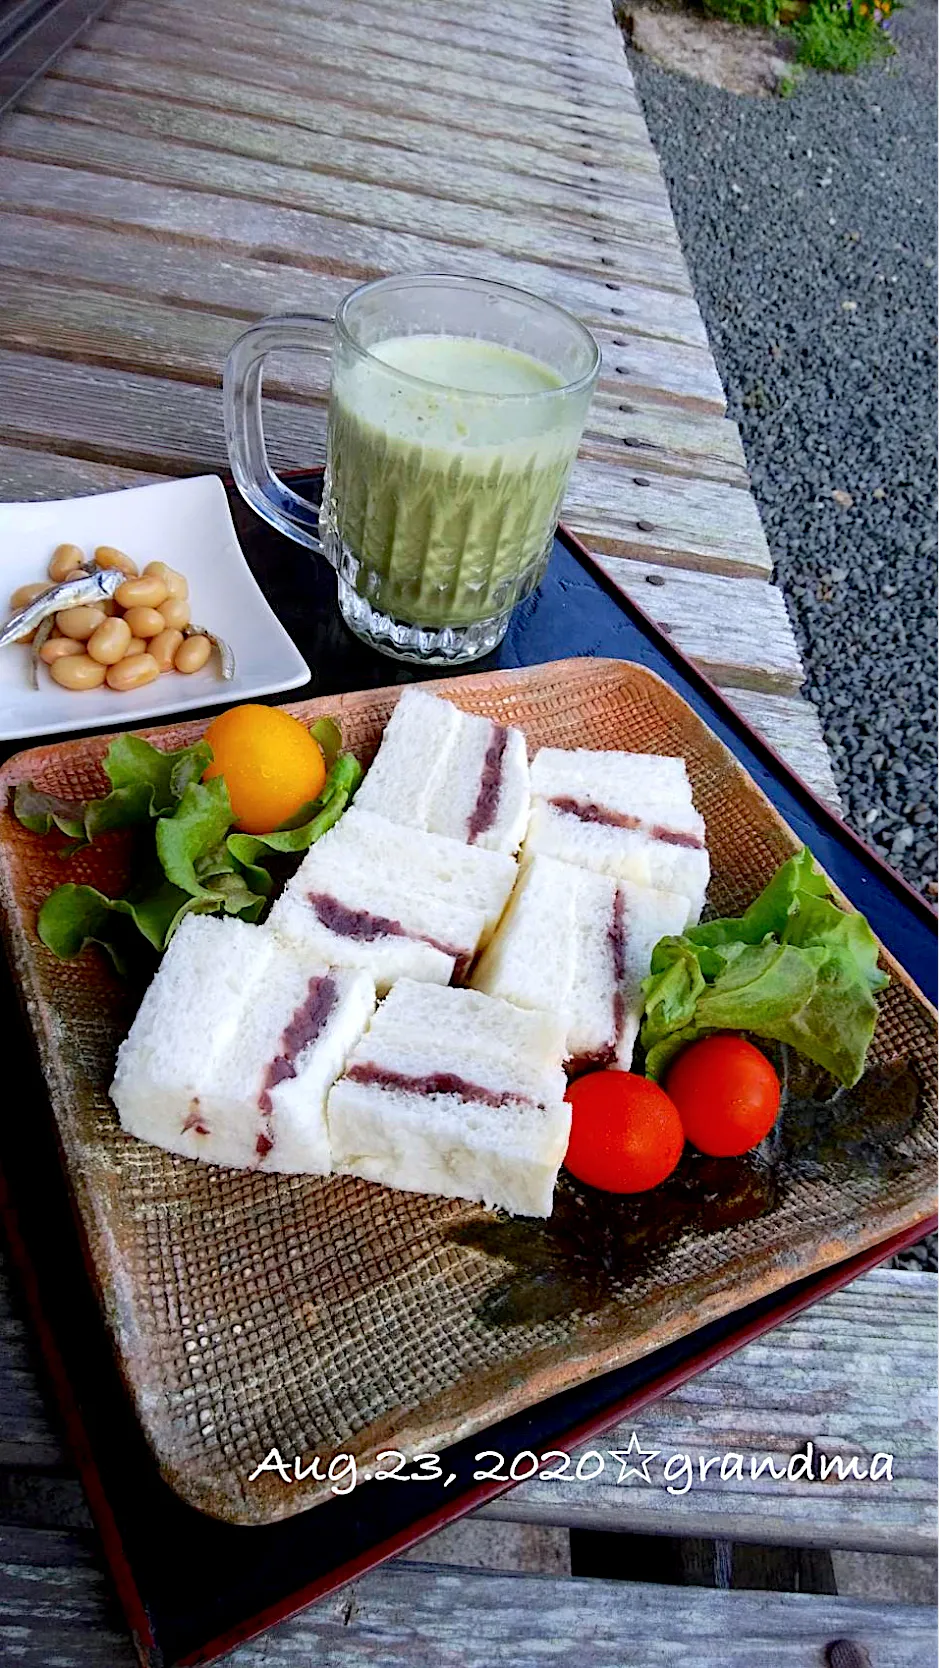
[110,915,375,1172]
[327,979,571,1217]
[472,853,692,1073]
[268,804,517,993]
[524,746,709,921]
[354,685,531,855]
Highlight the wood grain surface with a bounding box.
[0,1531,933,1666]
[0,0,824,787]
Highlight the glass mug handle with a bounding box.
[223,315,324,553]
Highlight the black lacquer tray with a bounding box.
[0,473,934,1667]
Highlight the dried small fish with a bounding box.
[0,566,123,651]
[29,617,55,689]
[186,624,236,680]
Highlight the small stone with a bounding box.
[633,476,651,487]
[636,519,656,532]
[882,583,897,597]
[829,567,848,581]
[865,808,880,824]
[831,489,854,508]
[645,573,666,587]
[872,487,886,499]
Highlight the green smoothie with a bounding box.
[325,334,588,627]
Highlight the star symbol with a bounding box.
[609,1431,660,1485]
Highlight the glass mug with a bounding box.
[224,274,600,665]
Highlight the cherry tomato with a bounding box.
[564,1071,685,1194]
[665,1035,781,1157]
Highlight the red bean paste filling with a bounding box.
[549,795,703,850]
[308,893,467,975]
[256,973,338,1157]
[568,886,629,1076]
[346,1061,537,1111]
[467,724,509,843]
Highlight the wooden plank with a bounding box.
[21,77,680,245]
[596,558,803,691]
[0,190,712,394]
[0,233,734,471]
[724,690,842,809]
[586,388,744,461]
[581,401,748,485]
[0,211,738,475]
[0,115,694,294]
[47,49,674,218]
[567,458,771,576]
[0,445,169,500]
[120,0,636,98]
[0,351,765,573]
[81,17,654,155]
[108,0,640,113]
[241,0,624,71]
[0,1528,933,1666]
[484,1270,933,1553]
[0,269,720,419]
[53,41,657,199]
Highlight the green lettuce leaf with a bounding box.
[27,723,359,966]
[309,716,343,773]
[225,752,363,892]
[37,880,209,972]
[155,777,234,898]
[641,848,888,1088]
[14,735,214,849]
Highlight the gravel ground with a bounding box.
[628,2,937,898]
[627,8,937,1271]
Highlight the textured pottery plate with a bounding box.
[0,658,934,1526]
[0,476,309,739]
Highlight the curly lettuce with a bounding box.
[16,722,362,972]
[640,847,888,1088]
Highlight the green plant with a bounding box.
[791,0,895,69]
[700,0,779,24]
[696,0,898,74]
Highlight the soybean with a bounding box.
[149,628,184,672]
[56,604,106,641]
[122,605,166,639]
[123,637,148,658]
[39,636,84,665]
[50,654,107,691]
[10,580,51,611]
[87,617,132,666]
[48,543,86,583]
[175,634,212,674]
[93,545,138,577]
[106,653,160,691]
[144,561,188,600]
[158,596,191,632]
[115,574,168,611]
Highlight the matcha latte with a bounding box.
[222,275,599,663]
[322,333,593,634]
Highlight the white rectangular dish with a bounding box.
[0,475,309,740]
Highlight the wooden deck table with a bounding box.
[0,0,933,1661]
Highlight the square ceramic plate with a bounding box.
[0,659,934,1528]
[0,476,310,740]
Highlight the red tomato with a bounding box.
[564,1071,685,1194]
[666,1035,781,1158]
